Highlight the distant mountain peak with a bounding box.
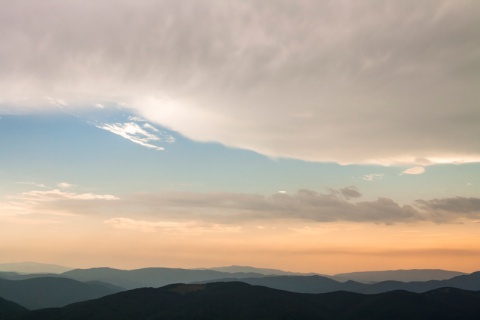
[0,262,73,274]
[204,265,315,276]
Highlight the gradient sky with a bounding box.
[1,0,479,274]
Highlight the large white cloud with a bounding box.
[1,0,479,164]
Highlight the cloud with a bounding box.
[113,190,480,224]
[1,189,119,217]
[19,189,118,201]
[104,217,240,234]
[401,166,426,175]
[1,1,479,165]
[340,186,362,199]
[104,217,193,233]
[415,197,480,222]
[57,182,74,189]
[16,182,47,188]
[97,121,174,150]
[4,187,480,225]
[363,174,384,181]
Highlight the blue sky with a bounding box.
[1,109,477,201]
[0,0,479,273]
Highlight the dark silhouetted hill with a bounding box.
[201,275,364,293]
[9,282,480,320]
[334,269,465,283]
[361,271,480,294]
[0,277,124,309]
[0,297,28,318]
[202,271,480,294]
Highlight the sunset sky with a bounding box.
[1,0,479,274]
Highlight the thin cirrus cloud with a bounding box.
[104,217,241,234]
[362,174,384,181]
[1,1,479,165]
[57,182,74,189]
[401,166,426,175]
[97,122,170,151]
[1,189,118,217]
[19,189,119,201]
[104,218,193,233]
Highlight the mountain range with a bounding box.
[1,265,479,311]
[201,271,480,294]
[5,282,480,320]
[334,269,465,283]
[201,265,319,276]
[61,267,267,289]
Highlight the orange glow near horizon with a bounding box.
[2,217,479,274]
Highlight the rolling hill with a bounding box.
[0,277,123,309]
[61,267,266,289]
[334,269,466,283]
[8,282,480,320]
[201,271,480,294]
[0,297,28,319]
[203,265,318,276]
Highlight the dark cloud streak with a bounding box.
[21,187,480,225]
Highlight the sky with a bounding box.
[0,0,479,274]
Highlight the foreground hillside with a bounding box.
[0,297,28,318]
[7,282,480,320]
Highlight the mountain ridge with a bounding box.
[200,271,480,294]
[7,282,480,320]
[0,277,123,309]
[334,269,466,283]
[61,267,267,289]
[0,262,72,274]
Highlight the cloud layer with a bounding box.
[1,0,480,164]
[5,187,479,225]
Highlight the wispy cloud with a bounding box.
[16,181,47,188]
[57,182,74,189]
[401,166,426,175]
[18,189,118,201]
[97,121,174,151]
[104,217,240,234]
[415,197,480,222]
[1,188,119,218]
[363,174,384,181]
[104,217,192,233]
